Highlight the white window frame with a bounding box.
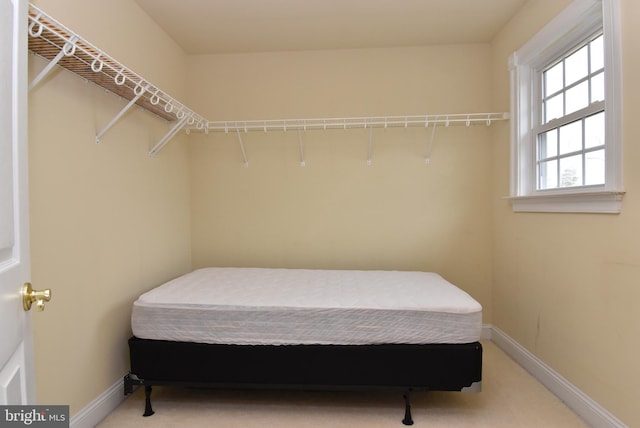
[508,0,623,213]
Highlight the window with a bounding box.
[538,34,604,190]
[509,0,623,213]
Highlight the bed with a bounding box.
[124,267,483,425]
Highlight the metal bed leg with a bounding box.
[123,374,134,395]
[402,391,414,425]
[143,385,155,417]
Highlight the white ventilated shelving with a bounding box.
[27,3,509,161]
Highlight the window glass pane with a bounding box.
[590,35,604,71]
[565,45,588,86]
[585,149,605,185]
[538,129,558,159]
[566,80,589,114]
[591,71,604,102]
[585,112,605,148]
[560,154,583,187]
[559,120,582,154]
[538,159,558,189]
[544,61,563,97]
[544,94,563,123]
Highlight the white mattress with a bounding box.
[131,267,482,345]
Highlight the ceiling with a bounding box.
[134,0,527,55]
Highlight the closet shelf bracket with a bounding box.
[29,34,78,91]
[367,126,373,166]
[149,115,191,157]
[297,129,306,167]
[235,129,249,168]
[96,84,149,144]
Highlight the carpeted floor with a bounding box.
[98,341,587,427]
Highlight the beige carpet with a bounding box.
[98,341,587,427]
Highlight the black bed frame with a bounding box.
[124,336,482,425]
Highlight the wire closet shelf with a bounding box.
[27,3,207,153]
[192,113,509,134]
[27,3,509,158]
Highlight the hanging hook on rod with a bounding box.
[150,90,161,106]
[91,55,103,72]
[114,68,127,86]
[28,12,44,37]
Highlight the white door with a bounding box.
[0,0,35,405]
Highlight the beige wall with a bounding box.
[491,0,640,426]
[24,0,640,425]
[187,46,495,317]
[28,0,192,415]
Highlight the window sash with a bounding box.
[536,100,604,135]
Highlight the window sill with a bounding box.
[508,190,625,214]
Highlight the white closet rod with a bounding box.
[27,4,208,151]
[189,113,509,134]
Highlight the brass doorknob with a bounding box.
[22,283,51,311]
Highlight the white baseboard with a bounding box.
[481,323,493,340]
[488,325,627,428]
[70,374,126,428]
[71,329,626,428]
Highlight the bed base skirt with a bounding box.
[124,337,482,425]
